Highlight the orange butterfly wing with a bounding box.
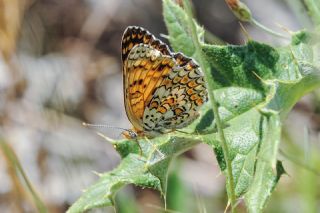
[122,26,173,132]
[121,26,208,136]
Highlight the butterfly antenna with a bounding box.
[82,122,138,138]
[83,122,122,130]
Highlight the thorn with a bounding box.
[252,71,263,82]
[239,22,251,42]
[145,137,165,159]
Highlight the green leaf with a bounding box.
[244,113,285,213]
[67,154,160,213]
[303,0,320,26]
[163,0,320,211]
[200,32,319,208]
[68,1,320,212]
[203,109,263,196]
[67,134,201,213]
[162,0,204,57]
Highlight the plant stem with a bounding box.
[303,0,320,26]
[182,0,237,212]
[251,18,289,39]
[0,140,48,213]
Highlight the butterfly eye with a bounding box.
[127,130,138,138]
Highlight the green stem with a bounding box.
[182,0,237,212]
[251,18,289,39]
[304,0,320,25]
[0,140,48,213]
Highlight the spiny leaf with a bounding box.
[202,32,319,210]
[162,0,204,57]
[244,113,285,213]
[163,0,320,211]
[67,134,201,213]
[203,109,263,196]
[68,1,320,212]
[67,154,161,213]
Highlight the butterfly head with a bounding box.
[122,129,139,139]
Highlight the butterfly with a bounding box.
[122,26,208,138]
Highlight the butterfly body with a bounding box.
[122,26,207,137]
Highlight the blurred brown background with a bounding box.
[0,0,319,212]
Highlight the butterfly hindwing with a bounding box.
[143,53,207,134]
[124,43,176,132]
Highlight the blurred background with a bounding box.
[0,0,319,212]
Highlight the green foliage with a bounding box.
[166,161,190,212]
[303,0,320,25]
[67,134,202,213]
[115,190,139,213]
[68,0,320,212]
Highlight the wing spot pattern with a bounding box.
[122,26,208,137]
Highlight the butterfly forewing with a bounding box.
[122,26,170,63]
